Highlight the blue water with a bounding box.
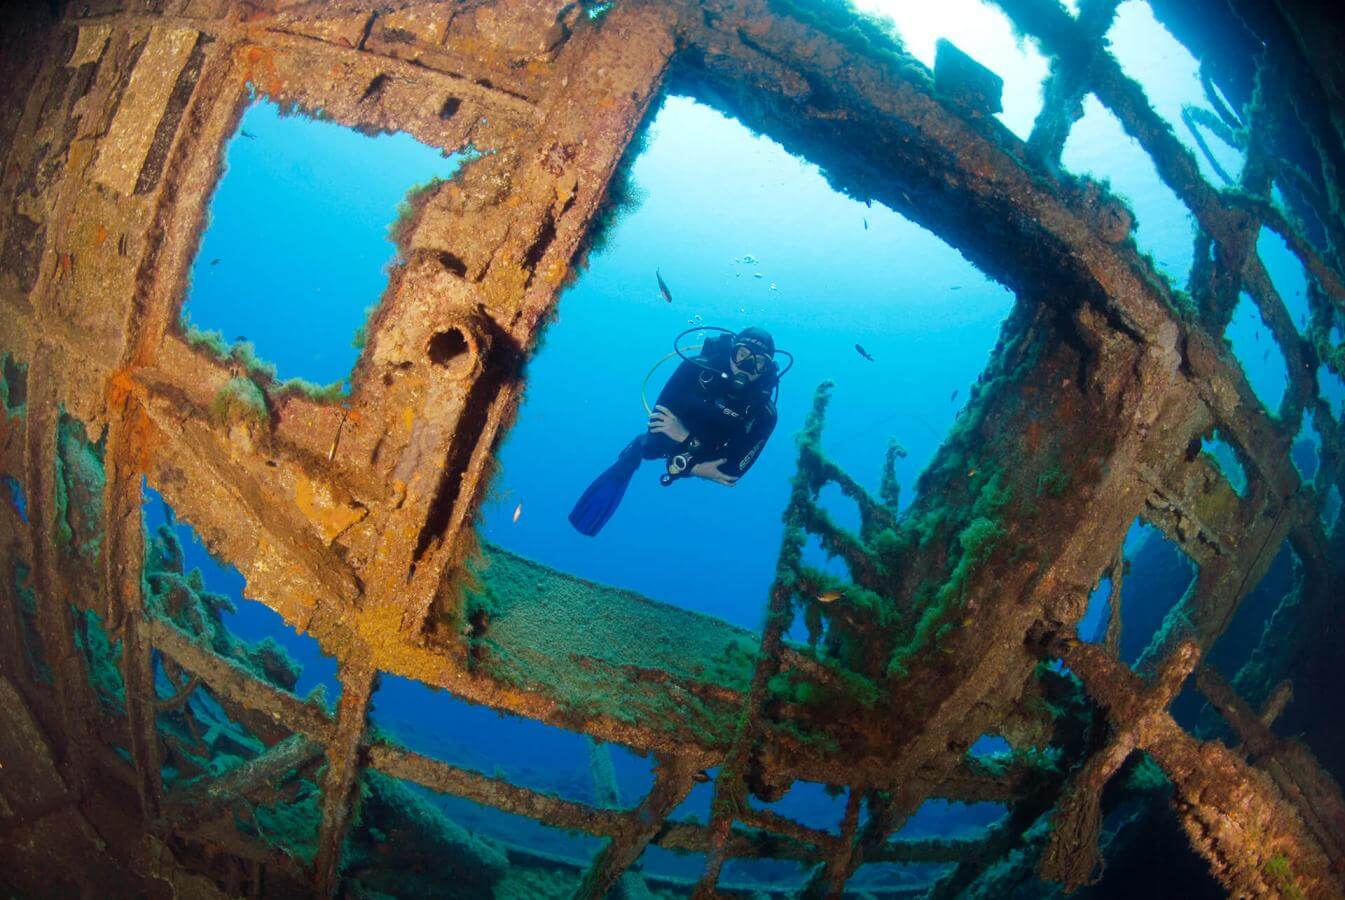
[3,474,25,523]
[1076,518,1193,661]
[141,485,341,702]
[481,95,1015,630]
[181,101,465,388]
[160,1,1336,889]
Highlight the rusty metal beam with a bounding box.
[103,397,161,822]
[21,350,98,797]
[162,733,323,832]
[312,658,375,896]
[574,755,700,900]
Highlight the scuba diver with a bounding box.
[569,326,791,536]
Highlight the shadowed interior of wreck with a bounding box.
[1,0,1344,897]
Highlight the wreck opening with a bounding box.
[475,90,1018,630]
[142,488,343,704]
[1227,292,1291,415]
[852,0,1049,138]
[178,98,467,391]
[2,0,1345,895]
[1107,0,1247,187]
[370,670,656,805]
[1112,520,1196,667]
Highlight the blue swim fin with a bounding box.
[569,442,642,536]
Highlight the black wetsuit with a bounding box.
[632,334,778,480]
[569,334,779,534]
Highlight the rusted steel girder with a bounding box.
[1,0,1344,895]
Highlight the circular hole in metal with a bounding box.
[427,328,469,367]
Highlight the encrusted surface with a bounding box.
[0,0,1343,897]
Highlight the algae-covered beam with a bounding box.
[1039,639,1200,889]
[800,786,926,896]
[147,616,336,743]
[1242,252,1317,428]
[574,755,700,900]
[694,574,799,896]
[800,786,862,899]
[1058,638,1340,896]
[1180,324,1306,504]
[1023,0,1121,168]
[162,733,322,832]
[368,741,826,864]
[1195,665,1345,869]
[0,494,32,691]
[1232,192,1345,319]
[367,740,626,836]
[737,805,841,858]
[994,0,1234,246]
[21,350,98,797]
[681,0,1170,340]
[102,396,162,823]
[695,385,825,896]
[312,658,375,897]
[929,788,1059,899]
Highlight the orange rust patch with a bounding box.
[94,224,108,246]
[126,405,159,473]
[294,472,367,544]
[241,45,283,97]
[106,368,137,410]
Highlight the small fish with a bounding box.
[692,769,712,784]
[769,282,778,291]
[817,589,843,604]
[240,129,256,140]
[950,389,959,403]
[950,285,963,291]
[753,272,764,279]
[233,335,247,343]
[656,269,673,303]
[1254,330,1259,342]
[512,502,523,523]
[210,258,222,266]
[737,254,758,265]
[1262,349,1270,362]
[862,217,868,230]
[855,344,875,362]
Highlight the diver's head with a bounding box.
[729,327,776,388]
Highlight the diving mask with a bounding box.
[732,344,772,376]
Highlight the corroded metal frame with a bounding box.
[1,0,1343,896]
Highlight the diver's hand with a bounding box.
[648,405,690,443]
[692,458,738,486]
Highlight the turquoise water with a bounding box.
[180,101,464,388]
[165,2,1337,891]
